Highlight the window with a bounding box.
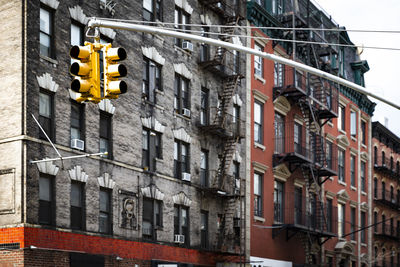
[70,181,85,230]
[274,181,284,223]
[254,43,263,77]
[233,161,240,193]
[382,151,386,166]
[382,214,386,234]
[99,188,112,234]
[338,148,345,182]
[274,62,284,86]
[327,256,333,267]
[174,140,190,180]
[200,27,210,62]
[233,104,240,135]
[200,88,209,125]
[382,181,386,201]
[374,146,378,165]
[390,156,394,171]
[326,141,333,169]
[174,74,190,115]
[397,161,400,175]
[39,91,54,141]
[142,198,162,240]
[361,121,366,145]
[272,0,284,14]
[200,211,208,249]
[274,113,285,153]
[350,111,357,137]
[174,6,190,47]
[233,50,240,75]
[326,199,333,232]
[350,207,356,240]
[71,23,83,47]
[142,128,162,172]
[99,112,112,158]
[142,58,162,103]
[39,174,54,225]
[391,186,395,203]
[374,212,378,232]
[374,178,378,199]
[254,101,263,144]
[143,0,162,21]
[350,155,356,187]
[254,173,263,217]
[294,187,302,225]
[338,203,345,237]
[339,48,345,76]
[71,102,85,148]
[200,150,209,187]
[361,161,366,192]
[294,122,302,154]
[40,7,54,58]
[361,211,366,243]
[338,104,345,131]
[174,205,189,246]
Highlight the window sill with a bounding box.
[361,243,367,247]
[350,186,357,191]
[361,191,367,196]
[40,54,58,65]
[254,74,266,84]
[174,112,191,121]
[339,129,346,135]
[155,158,164,163]
[254,216,265,223]
[174,45,192,56]
[254,142,266,151]
[350,240,357,245]
[351,136,357,142]
[338,180,346,186]
[327,121,333,127]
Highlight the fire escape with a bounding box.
[197,0,245,256]
[272,0,340,265]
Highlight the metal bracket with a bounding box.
[86,26,100,43]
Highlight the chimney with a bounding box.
[384,117,389,128]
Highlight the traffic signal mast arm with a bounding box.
[86,18,400,110]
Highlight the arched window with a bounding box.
[382,181,386,200]
[374,146,378,165]
[382,151,386,166]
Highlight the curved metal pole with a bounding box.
[88,18,400,110]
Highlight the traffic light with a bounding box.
[70,42,101,103]
[102,43,128,99]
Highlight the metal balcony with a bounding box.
[374,154,400,178]
[198,170,242,197]
[374,223,400,241]
[199,47,245,79]
[198,107,244,138]
[374,189,400,210]
[197,0,244,20]
[272,193,337,239]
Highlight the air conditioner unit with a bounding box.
[182,172,191,182]
[71,139,84,150]
[174,234,185,244]
[182,41,193,52]
[182,108,191,117]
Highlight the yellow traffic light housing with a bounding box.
[70,42,101,103]
[103,43,128,99]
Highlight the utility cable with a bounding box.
[94,18,400,51]
[94,17,400,34]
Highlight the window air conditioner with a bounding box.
[182,172,191,182]
[182,41,193,52]
[182,108,191,117]
[71,139,84,151]
[174,234,185,243]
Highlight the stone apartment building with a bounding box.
[0,0,247,266]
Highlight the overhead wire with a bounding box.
[92,18,400,51]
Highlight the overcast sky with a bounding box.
[315,0,400,136]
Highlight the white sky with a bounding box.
[315,0,400,136]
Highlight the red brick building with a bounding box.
[372,121,400,266]
[247,0,375,266]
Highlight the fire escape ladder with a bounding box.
[300,231,314,265]
[213,21,236,63]
[219,197,237,249]
[212,137,237,191]
[299,99,320,133]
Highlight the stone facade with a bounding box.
[0,0,247,265]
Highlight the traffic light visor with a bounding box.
[107,47,127,61]
[70,45,91,59]
[107,64,127,77]
[108,80,127,94]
